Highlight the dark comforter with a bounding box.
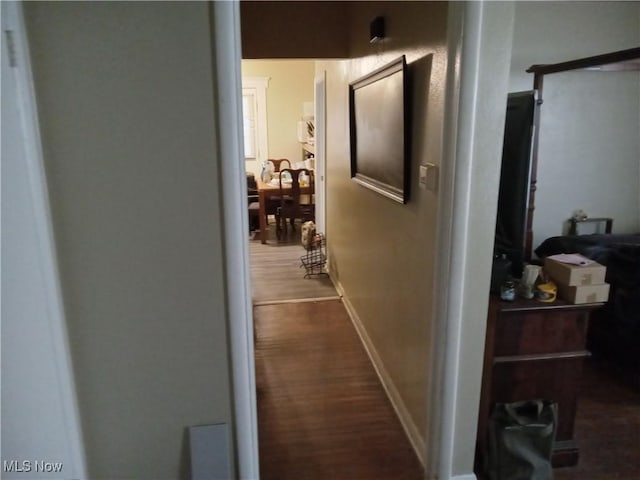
[535,234,640,384]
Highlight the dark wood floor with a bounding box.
[554,357,640,480]
[254,299,424,480]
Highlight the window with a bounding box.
[242,90,258,159]
[241,77,269,163]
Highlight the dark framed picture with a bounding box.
[349,55,410,204]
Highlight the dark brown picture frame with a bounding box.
[349,55,410,204]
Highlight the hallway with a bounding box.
[254,300,424,480]
[249,222,423,478]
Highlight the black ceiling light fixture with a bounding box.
[369,16,385,43]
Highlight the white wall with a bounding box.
[22,3,233,478]
[510,1,640,249]
[1,5,84,476]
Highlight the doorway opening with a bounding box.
[240,59,336,305]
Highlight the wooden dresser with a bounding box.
[475,296,603,475]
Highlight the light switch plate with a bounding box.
[419,163,438,191]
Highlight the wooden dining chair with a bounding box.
[268,158,291,172]
[247,171,278,233]
[265,159,292,225]
[276,168,315,239]
[246,172,260,231]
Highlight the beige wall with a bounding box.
[24,3,233,478]
[319,1,449,456]
[242,60,315,177]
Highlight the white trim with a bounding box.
[253,296,341,307]
[211,3,260,479]
[430,2,515,479]
[313,72,327,235]
[426,2,464,476]
[241,89,259,158]
[2,3,88,478]
[242,76,269,89]
[242,76,269,163]
[217,2,513,479]
[332,277,426,467]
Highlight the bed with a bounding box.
[535,233,640,387]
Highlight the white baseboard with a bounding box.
[330,274,426,467]
[253,295,341,306]
[450,475,477,480]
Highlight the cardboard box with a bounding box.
[557,283,610,304]
[544,255,606,286]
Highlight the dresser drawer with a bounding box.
[494,309,589,356]
[491,356,584,441]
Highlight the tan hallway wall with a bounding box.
[23,3,233,478]
[318,1,449,459]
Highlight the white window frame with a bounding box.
[241,76,269,164]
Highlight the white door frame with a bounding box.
[210,3,260,478]
[426,3,515,479]
[313,71,327,235]
[2,3,87,478]
[215,2,515,480]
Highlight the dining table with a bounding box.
[256,177,313,244]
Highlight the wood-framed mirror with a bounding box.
[523,47,640,261]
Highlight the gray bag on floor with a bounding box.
[488,399,558,480]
